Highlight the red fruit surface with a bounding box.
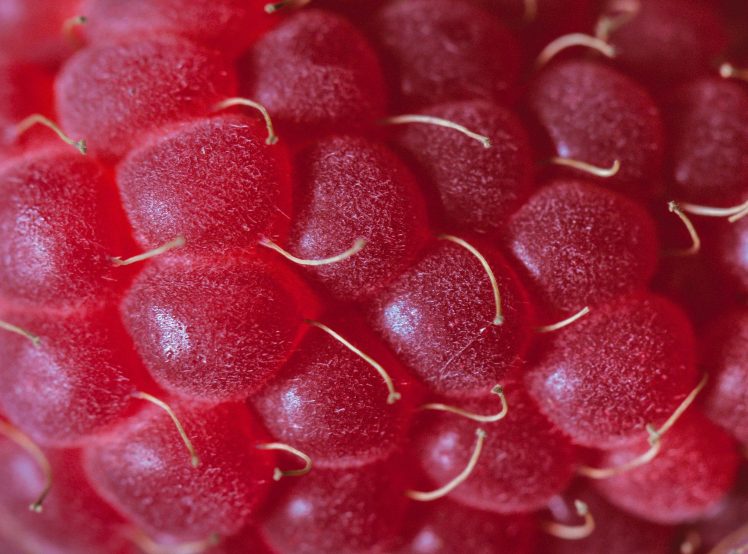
[665,77,748,206]
[507,178,659,317]
[703,309,748,444]
[239,9,386,138]
[541,488,675,554]
[593,413,739,524]
[372,0,521,107]
[0,0,79,64]
[84,401,274,542]
[0,61,51,146]
[389,100,534,235]
[396,499,537,554]
[527,59,664,197]
[0,443,128,554]
[81,0,271,57]
[287,135,429,301]
[55,36,236,162]
[116,115,291,256]
[0,146,134,308]
[252,315,417,468]
[412,386,575,513]
[603,0,727,86]
[121,257,309,402]
[718,215,748,293]
[0,308,145,447]
[526,293,697,449]
[370,239,533,398]
[261,458,408,554]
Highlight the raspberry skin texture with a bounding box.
[507,178,659,318]
[412,386,576,513]
[261,457,409,554]
[525,293,697,449]
[396,499,537,554]
[55,36,237,163]
[0,0,79,64]
[116,115,292,257]
[287,134,429,302]
[718,215,748,294]
[252,315,419,469]
[541,488,675,554]
[80,0,272,58]
[389,99,534,236]
[703,309,748,445]
[370,239,533,398]
[84,401,275,542]
[0,308,148,447]
[0,146,135,309]
[0,444,128,554]
[121,256,311,403]
[372,0,521,107]
[603,0,728,86]
[527,59,665,197]
[239,9,386,138]
[665,77,748,207]
[593,413,740,525]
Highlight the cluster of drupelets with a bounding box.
[0,0,747,553]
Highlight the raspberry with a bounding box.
[507,178,659,317]
[238,9,386,138]
[116,114,292,256]
[370,238,533,397]
[527,59,664,197]
[388,99,533,235]
[262,457,408,554]
[411,386,575,513]
[287,135,428,301]
[0,146,135,308]
[593,413,739,524]
[1,0,748,550]
[526,293,697,448]
[80,0,272,57]
[56,36,236,162]
[372,0,521,107]
[84,401,275,541]
[121,257,311,402]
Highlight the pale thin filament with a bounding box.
[720,62,748,83]
[536,34,616,68]
[406,429,487,502]
[421,385,508,423]
[579,374,708,479]
[264,0,311,13]
[729,206,748,223]
[126,529,220,554]
[306,320,401,404]
[537,307,591,333]
[438,234,503,325]
[16,114,87,155]
[680,200,748,219]
[256,442,313,480]
[259,237,366,266]
[0,421,52,512]
[668,201,701,256]
[550,158,621,178]
[0,320,40,347]
[381,115,492,149]
[62,15,87,42]
[541,500,595,540]
[594,0,640,40]
[131,392,200,468]
[213,97,279,145]
[112,236,186,266]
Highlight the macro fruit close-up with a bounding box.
[0,0,747,553]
